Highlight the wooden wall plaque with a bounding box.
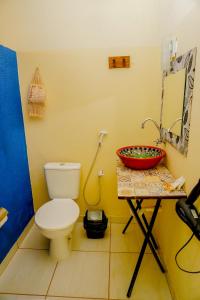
[108,56,130,69]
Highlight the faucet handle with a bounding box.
[153,138,163,146]
[154,139,159,146]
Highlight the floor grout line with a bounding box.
[45,295,107,299]
[46,295,109,300]
[0,292,45,296]
[18,247,48,251]
[0,293,112,299]
[46,261,59,297]
[0,222,172,300]
[72,249,110,253]
[108,223,112,300]
[16,247,153,255]
[111,251,153,255]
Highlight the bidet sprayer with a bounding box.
[98,130,108,146]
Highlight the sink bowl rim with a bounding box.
[116,145,166,161]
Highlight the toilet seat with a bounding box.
[35,198,79,231]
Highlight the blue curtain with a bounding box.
[0,45,34,263]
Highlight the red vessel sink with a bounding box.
[116,145,166,170]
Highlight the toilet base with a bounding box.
[49,235,71,261]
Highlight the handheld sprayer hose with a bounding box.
[83,142,102,207]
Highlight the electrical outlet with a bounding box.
[98,169,104,177]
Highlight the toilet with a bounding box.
[35,162,81,260]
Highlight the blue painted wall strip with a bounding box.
[0,45,34,263]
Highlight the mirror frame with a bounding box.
[161,47,197,156]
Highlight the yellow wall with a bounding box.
[2,1,200,298]
[0,0,160,51]
[0,0,162,219]
[17,48,161,219]
[156,2,200,300]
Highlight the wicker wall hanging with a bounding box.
[27,67,46,117]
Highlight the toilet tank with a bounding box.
[44,162,81,200]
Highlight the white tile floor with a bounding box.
[0,221,172,300]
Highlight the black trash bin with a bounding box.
[83,210,108,239]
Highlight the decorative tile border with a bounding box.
[161,48,197,156]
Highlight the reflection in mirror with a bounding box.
[161,47,197,156]
[162,68,186,136]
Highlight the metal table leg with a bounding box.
[122,200,158,250]
[141,213,159,250]
[122,216,134,234]
[126,198,165,298]
[136,199,159,250]
[122,200,143,234]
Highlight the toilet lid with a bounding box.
[35,198,80,230]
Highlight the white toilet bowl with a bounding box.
[35,198,79,260]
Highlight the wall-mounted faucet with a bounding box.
[167,117,182,133]
[141,118,160,131]
[141,117,164,145]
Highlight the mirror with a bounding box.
[162,68,186,136]
[161,48,197,155]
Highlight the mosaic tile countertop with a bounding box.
[117,161,187,199]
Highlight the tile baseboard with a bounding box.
[0,243,18,277]
[0,216,34,276]
[17,217,34,247]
